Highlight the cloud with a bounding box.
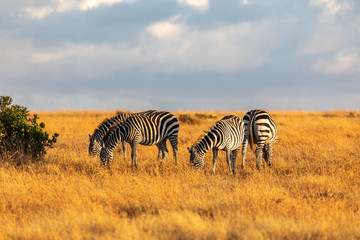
[177,0,209,11]
[141,16,282,72]
[21,0,135,19]
[0,36,35,80]
[310,0,350,22]
[146,15,186,40]
[240,0,250,6]
[312,49,360,74]
[1,15,284,81]
[310,0,350,15]
[2,0,360,111]
[301,27,349,54]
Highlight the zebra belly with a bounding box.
[138,133,162,146]
[216,140,241,151]
[138,140,159,146]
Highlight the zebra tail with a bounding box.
[249,113,255,150]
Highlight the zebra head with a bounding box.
[99,145,114,166]
[187,146,205,170]
[89,135,102,157]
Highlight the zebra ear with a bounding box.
[89,135,92,141]
[187,147,191,153]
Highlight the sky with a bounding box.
[1,0,360,111]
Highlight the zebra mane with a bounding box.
[102,125,114,145]
[193,128,212,146]
[102,123,123,145]
[193,116,233,147]
[91,117,113,137]
[92,110,156,138]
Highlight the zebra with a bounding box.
[88,110,156,159]
[99,111,179,167]
[241,109,277,170]
[187,115,244,174]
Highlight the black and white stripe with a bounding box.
[241,109,277,170]
[187,115,244,174]
[89,110,156,159]
[99,111,179,167]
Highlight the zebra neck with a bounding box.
[106,127,125,152]
[93,120,116,140]
[93,114,128,139]
[195,132,216,154]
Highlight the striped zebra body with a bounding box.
[242,109,277,170]
[187,115,244,174]
[100,111,179,167]
[89,110,156,159]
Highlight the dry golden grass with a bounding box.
[1,110,360,239]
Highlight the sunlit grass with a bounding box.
[1,110,359,239]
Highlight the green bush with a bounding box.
[0,96,59,161]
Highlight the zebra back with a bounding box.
[193,115,244,154]
[244,109,277,150]
[189,115,244,170]
[89,110,156,157]
[91,110,156,141]
[103,111,179,150]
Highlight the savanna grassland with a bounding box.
[1,110,360,239]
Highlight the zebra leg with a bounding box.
[157,141,169,165]
[122,141,127,161]
[231,148,240,175]
[255,145,264,171]
[156,140,165,161]
[225,148,233,173]
[172,145,178,165]
[241,140,248,169]
[157,144,162,161]
[212,148,218,174]
[264,142,273,167]
[169,136,178,165]
[130,142,138,168]
[162,142,169,160]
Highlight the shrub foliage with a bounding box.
[0,96,59,160]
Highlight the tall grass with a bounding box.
[0,110,359,239]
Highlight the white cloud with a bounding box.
[177,0,209,11]
[240,0,250,6]
[301,27,349,54]
[141,16,283,72]
[0,15,286,81]
[0,36,35,79]
[312,49,360,74]
[310,0,350,22]
[146,15,186,40]
[310,0,350,14]
[22,6,54,19]
[21,0,134,19]
[78,0,127,11]
[146,21,272,71]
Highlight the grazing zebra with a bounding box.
[187,115,244,174]
[99,111,179,167]
[89,110,156,159]
[241,109,277,170]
